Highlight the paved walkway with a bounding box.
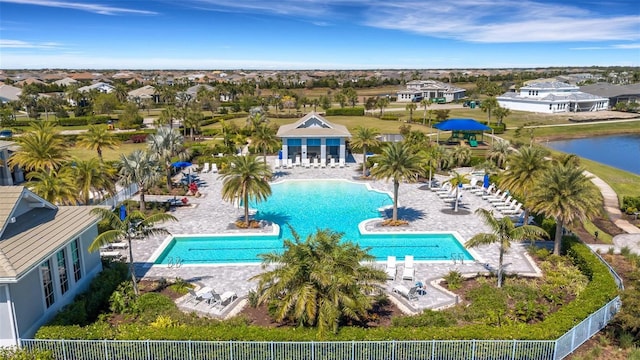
[584,171,640,255]
[122,158,543,317]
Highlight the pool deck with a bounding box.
[129,156,543,316]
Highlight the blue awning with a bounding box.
[434,119,491,131]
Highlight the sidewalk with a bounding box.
[584,171,640,255]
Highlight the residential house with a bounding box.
[127,85,160,104]
[0,140,25,186]
[277,112,351,164]
[497,81,609,113]
[0,187,102,346]
[0,85,21,103]
[396,80,466,103]
[77,82,115,94]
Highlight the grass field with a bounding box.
[68,143,147,162]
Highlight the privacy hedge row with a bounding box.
[380,114,400,121]
[326,107,365,116]
[36,239,617,341]
[57,116,112,126]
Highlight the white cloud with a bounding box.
[3,0,157,15]
[0,39,64,49]
[363,0,640,43]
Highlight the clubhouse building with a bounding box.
[497,82,609,113]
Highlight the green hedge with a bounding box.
[326,107,365,116]
[36,239,617,341]
[57,116,112,126]
[380,114,399,121]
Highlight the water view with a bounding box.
[545,134,640,175]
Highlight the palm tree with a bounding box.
[499,145,550,223]
[371,141,423,222]
[251,228,387,334]
[220,155,272,227]
[73,158,116,205]
[448,171,469,212]
[529,164,601,255]
[376,97,390,117]
[420,98,431,126]
[118,150,161,211]
[8,121,68,173]
[89,208,177,295]
[26,166,79,205]
[493,106,511,126]
[486,140,512,169]
[251,124,280,164]
[350,126,381,177]
[147,127,189,189]
[246,111,268,132]
[451,145,472,167]
[77,125,120,162]
[480,96,499,124]
[405,102,417,122]
[465,209,548,287]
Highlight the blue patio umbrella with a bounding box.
[171,161,192,168]
[483,173,490,189]
[119,204,127,221]
[278,150,283,160]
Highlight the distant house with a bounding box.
[0,187,102,346]
[396,80,466,103]
[127,85,160,104]
[579,83,640,108]
[78,82,115,94]
[53,77,78,87]
[0,140,25,186]
[277,112,351,164]
[0,85,21,103]
[497,81,609,113]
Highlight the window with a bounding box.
[40,259,55,308]
[71,239,82,282]
[56,250,69,295]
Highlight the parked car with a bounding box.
[0,130,13,139]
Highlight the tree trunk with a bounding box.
[497,243,504,288]
[454,187,459,212]
[553,219,564,255]
[243,185,249,226]
[362,145,367,177]
[428,167,433,189]
[127,236,139,296]
[392,181,399,221]
[139,187,145,212]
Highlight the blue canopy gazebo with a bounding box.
[433,118,491,146]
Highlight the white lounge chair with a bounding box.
[320,158,326,168]
[502,203,524,216]
[109,241,128,249]
[201,163,210,173]
[211,163,218,173]
[393,285,419,301]
[495,198,518,211]
[303,158,311,168]
[312,158,319,168]
[287,159,293,169]
[100,251,122,260]
[462,178,478,191]
[329,158,336,168]
[402,255,415,281]
[339,159,345,168]
[273,159,280,169]
[483,189,504,201]
[294,155,301,167]
[385,256,397,280]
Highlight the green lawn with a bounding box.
[68,143,148,162]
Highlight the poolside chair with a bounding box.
[490,195,512,206]
[294,156,301,167]
[502,203,524,216]
[312,158,319,168]
[187,287,215,305]
[304,158,311,168]
[201,163,210,173]
[273,159,280,169]
[109,241,128,249]
[99,250,123,260]
[320,158,327,168]
[433,182,452,194]
[462,178,478,191]
[339,159,345,168]
[211,163,218,173]
[472,183,494,196]
[385,256,397,280]
[287,159,294,169]
[483,189,504,201]
[495,198,518,211]
[393,285,419,301]
[402,255,415,281]
[438,188,457,199]
[330,158,336,168]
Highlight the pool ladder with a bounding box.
[167,257,183,268]
[450,253,465,264]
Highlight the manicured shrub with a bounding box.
[622,196,640,214]
[326,107,365,116]
[380,114,399,121]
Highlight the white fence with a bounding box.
[98,183,139,208]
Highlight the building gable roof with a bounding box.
[276,112,351,138]
[0,187,98,281]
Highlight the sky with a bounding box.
[0,0,639,70]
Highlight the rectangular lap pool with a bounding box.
[153,232,474,265]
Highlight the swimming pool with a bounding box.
[153,180,474,265]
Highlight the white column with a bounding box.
[301,139,308,161]
[282,144,289,160]
[339,138,346,162]
[320,138,326,160]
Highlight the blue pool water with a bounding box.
[154,180,474,264]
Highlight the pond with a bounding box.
[545,134,640,175]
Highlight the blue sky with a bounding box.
[0,0,639,69]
